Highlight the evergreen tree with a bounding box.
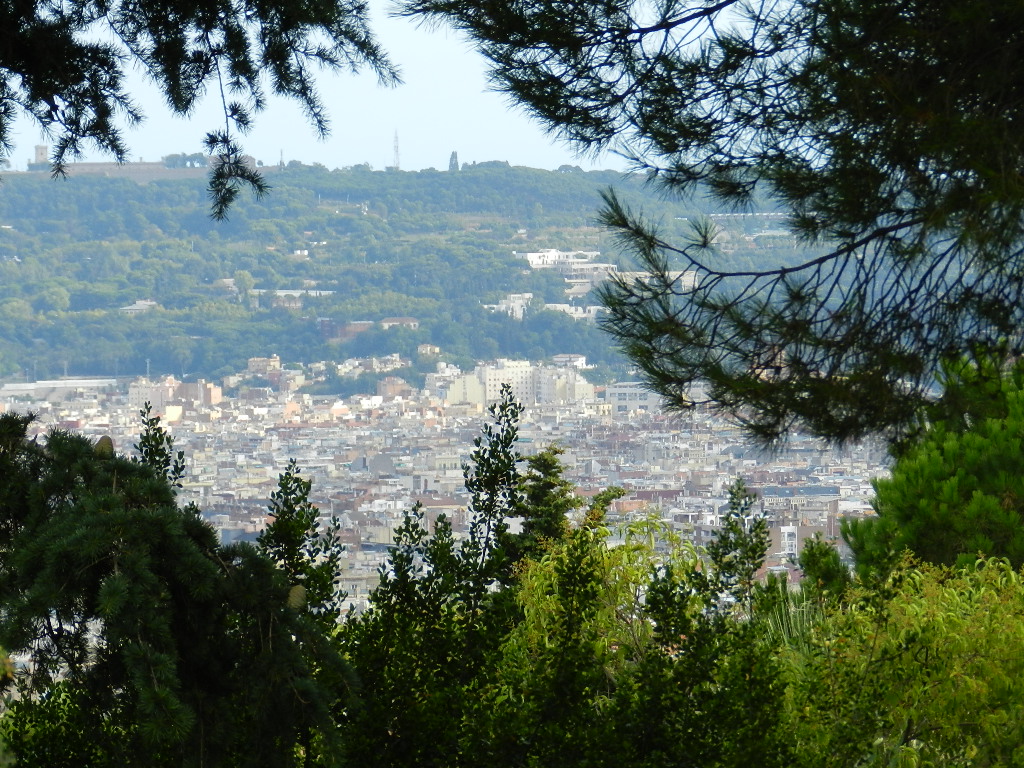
[341,390,788,768]
[257,460,352,766]
[500,445,581,573]
[844,357,1024,577]
[1,0,397,216]
[0,410,343,767]
[340,385,526,767]
[405,0,1024,444]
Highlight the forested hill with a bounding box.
[0,162,793,385]
[0,162,717,240]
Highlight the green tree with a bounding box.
[233,269,256,308]
[786,557,1024,768]
[257,460,351,766]
[342,388,789,768]
[472,485,789,768]
[797,533,852,601]
[0,411,343,767]
[845,370,1024,578]
[500,445,581,573]
[1,0,396,216]
[407,0,1024,444]
[340,386,526,768]
[134,402,185,485]
[339,387,630,768]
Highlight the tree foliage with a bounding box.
[339,385,526,767]
[0,165,649,380]
[846,358,1024,578]
[406,0,1024,443]
[472,503,788,768]
[340,386,789,768]
[257,459,353,766]
[786,557,1024,768]
[0,0,396,216]
[7,390,1024,766]
[0,410,344,767]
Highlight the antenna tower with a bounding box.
[393,131,400,171]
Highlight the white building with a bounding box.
[128,376,179,412]
[443,359,594,407]
[605,381,665,415]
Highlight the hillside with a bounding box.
[0,162,802,384]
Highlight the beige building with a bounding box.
[444,360,594,407]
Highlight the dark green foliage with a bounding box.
[702,481,770,613]
[0,410,343,767]
[259,459,345,622]
[407,0,1024,444]
[340,385,527,768]
[474,481,788,768]
[846,357,1024,578]
[798,534,852,600]
[341,387,790,768]
[0,166,644,380]
[340,506,472,768]
[502,446,582,568]
[0,0,396,216]
[468,527,614,768]
[460,385,524,595]
[134,402,185,486]
[256,460,352,766]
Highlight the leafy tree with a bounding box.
[257,460,351,766]
[459,385,524,596]
[259,460,345,622]
[341,387,628,767]
[1,0,396,216]
[0,410,344,767]
[500,445,581,572]
[340,386,526,768]
[406,0,1024,443]
[470,524,619,767]
[472,485,789,768]
[702,481,769,614]
[134,402,185,485]
[233,269,256,308]
[342,383,790,768]
[798,533,852,600]
[786,557,1024,768]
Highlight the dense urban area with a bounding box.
[3,352,885,611]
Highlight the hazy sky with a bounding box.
[8,3,617,173]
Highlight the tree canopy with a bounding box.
[1,0,396,216]
[844,357,1024,578]
[6,390,1024,766]
[0,410,348,766]
[405,0,1024,443]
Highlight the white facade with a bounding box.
[443,360,595,407]
[605,381,664,415]
[482,359,536,403]
[128,376,179,412]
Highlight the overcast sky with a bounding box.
[8,3,618,173]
